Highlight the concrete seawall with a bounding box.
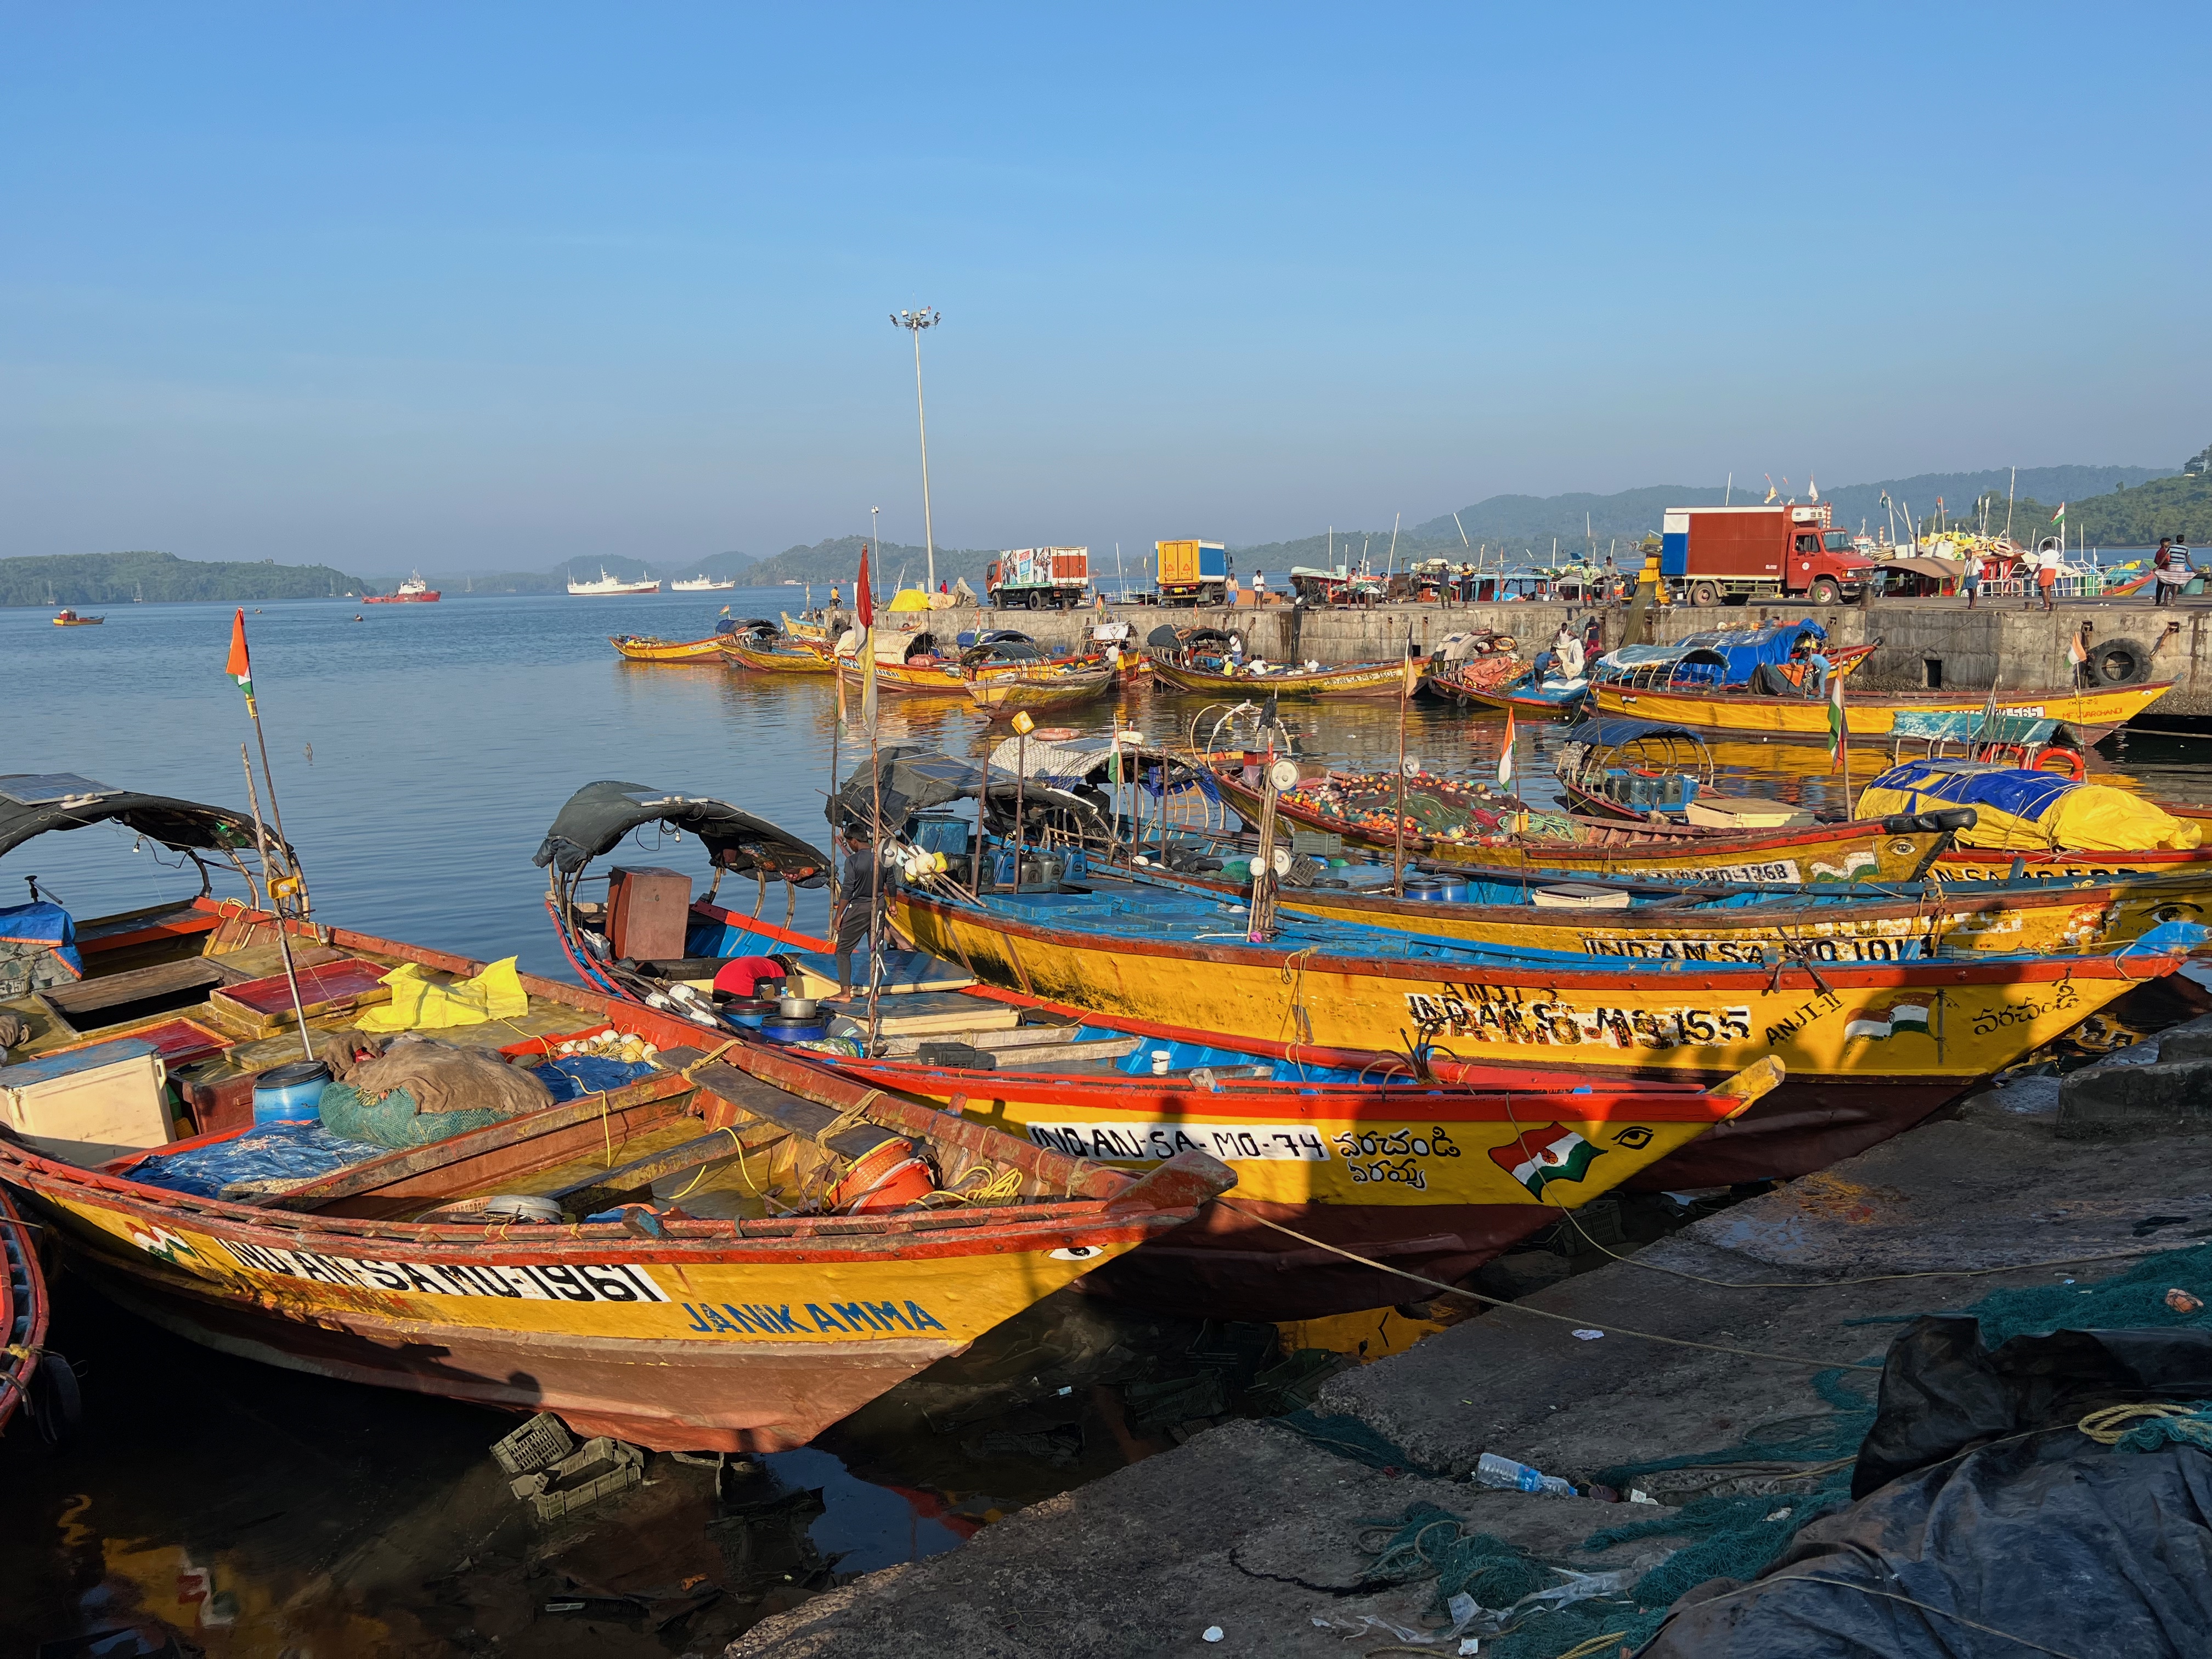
[929,594,2212,717]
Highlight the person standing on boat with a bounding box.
[831,826,882,1002]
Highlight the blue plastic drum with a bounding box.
[252,1059,333,1126]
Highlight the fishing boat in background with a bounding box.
[1459,664,1589,716]
[1209,761,1965,884]
[670,574,738,592]
[782,612,833,642]
[721,631,837,674]
[836,630,970,696]
[1589,620,1875,696]
[567,568,662,596]
[50,610,105,627]
[0,772,1227,1453]
[362,572,442,605]
[1149,653,1410,698]
[965,664,1117,718]
[1421,650,1523,704]
[1593,676,2174,744]
[609,633,729,664]
[1554,718,1814,830]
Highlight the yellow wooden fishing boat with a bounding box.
[1243,866,2212,963]
[1210,765,1958,885]
[964,665,1118,716]
[720,634,836,673]
[1149,657,1409,698]
[1592,678,2175,743]
[781,611,832,642]
[836,652,971,696]
[608,633,727,663]
[887,884,2190,1185]
[0,776,1227,1453]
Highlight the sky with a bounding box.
[2,4,2205,571]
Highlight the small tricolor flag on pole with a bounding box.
[2069,631,2088,669]
[1497,705,1516,789]
[2052,502,2067,526]
[225,608,256,710]
[1827,664,1847,764]
[1487,1124,1601,1198]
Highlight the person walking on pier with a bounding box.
[2153,538,2192,607]
[2036,541,2062,612]
[1960,555,1982,609]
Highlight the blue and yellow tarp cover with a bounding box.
[1858,761,2201,853]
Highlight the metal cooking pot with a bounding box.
[777,994,822,1019]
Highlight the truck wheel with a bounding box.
[988,590,1002,610]
[1690,581,1721,607]
[1810,579,1842,605]
[1028,590,1046,611]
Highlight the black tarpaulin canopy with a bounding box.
[0,772,275,861]
[826,746,1106,835]
[534,781,830,884]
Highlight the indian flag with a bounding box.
[1827,665,1846,764]
[2052,502,2067,526]
[1844,1002,1932,1041]
[225,608,255,707]
[1488,1123,1602,1197]
[1498,704,1516,789]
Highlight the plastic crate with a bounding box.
[490,1410,575,1476]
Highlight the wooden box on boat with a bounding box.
[1683,794,1814,830]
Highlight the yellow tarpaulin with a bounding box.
[356,956,531,1031]
[1857,769,2202,853]
[887,588,933,612]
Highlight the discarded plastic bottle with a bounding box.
[1475,1451,1574,1497]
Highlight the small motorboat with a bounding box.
[51,610,104,627]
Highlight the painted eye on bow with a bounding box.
[1049,1245,1105,1261]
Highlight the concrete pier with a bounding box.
[727,1025,2212,1658]
[935,592,2212,718]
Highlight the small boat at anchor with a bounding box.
[964,664,1118,717]
[609,633,729,664]
[720,632,837,674]
[1593,676,2175,745]
[50,610,105,626]
[1148,652,1410,698]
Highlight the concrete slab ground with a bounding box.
[727,1035,2212,1659]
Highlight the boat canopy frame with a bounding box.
[0,772,302,907]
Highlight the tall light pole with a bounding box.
[892,308,940,591]
[869,506,881,603]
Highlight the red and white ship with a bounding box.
[363,572,442,604]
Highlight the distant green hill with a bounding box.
[1964,472,2212,550]
[0,549,370,607]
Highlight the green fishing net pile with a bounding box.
[1336,1242,2212,1657]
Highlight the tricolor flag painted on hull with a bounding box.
[1844,1002,1932,1041]
[1487,1124,1602,1198]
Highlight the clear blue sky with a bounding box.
[2,4,2204,571]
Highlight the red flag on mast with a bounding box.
[856,544,874,628]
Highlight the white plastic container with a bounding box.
[0,1038,171,1166]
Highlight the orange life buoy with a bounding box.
[1982,743,2030,768]
[2031,745,2086,781]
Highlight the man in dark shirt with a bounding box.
[832,828,882,1000]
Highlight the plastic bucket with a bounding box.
[1402,877,1449,904]
[759,1016,829,1045]
[716,996,775,1028]
[252,1059,332,1126]
[831,1138,939,1214]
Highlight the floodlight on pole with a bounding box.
[892,308,941,591]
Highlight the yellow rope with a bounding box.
[2078,1402,2199,1445]
[667,1127,746,1200]
[1549,1634,1631,1659]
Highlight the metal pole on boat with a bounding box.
[1010,713,1031,896]
[1393,634,1413,898]
[239,746,318,1062]
[972,742,989,896]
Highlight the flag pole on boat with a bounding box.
[236,745,318,1062]
[225,608,311,918]
[1393,628,1417,898]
